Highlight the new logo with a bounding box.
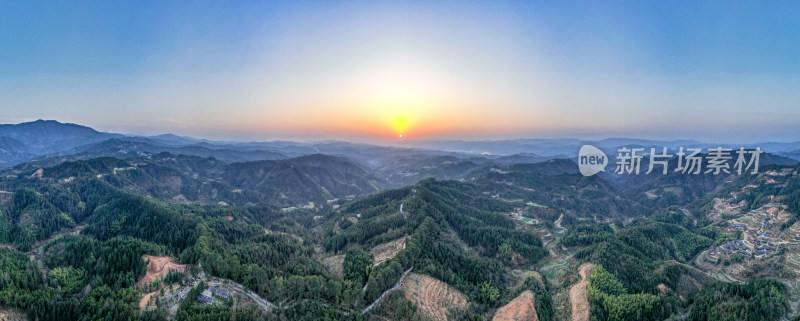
[578,145,607,176]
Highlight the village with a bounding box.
[706,198,789,262]
[700,169,800,274]
[140,266,273,318]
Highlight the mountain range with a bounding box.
[1,120,800,320]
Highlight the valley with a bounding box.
[0,121,798,321]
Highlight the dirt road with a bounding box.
[569,263,593,321]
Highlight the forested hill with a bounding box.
[472,159,649,221]
[1,153,386,207]
[0,164,550,320]
[0,148,798,320]
[323,178,550,317]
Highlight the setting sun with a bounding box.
[342,57,458,139]
[391,116,411,135]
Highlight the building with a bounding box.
[198,290,214,305]
[210,286,228,299]
[177,290,189,301]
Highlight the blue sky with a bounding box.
[1,1,799,142]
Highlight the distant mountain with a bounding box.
[0,137,33,168]
[601,151,798,209]
[220,154,385,205]
[0,120,121,154]
[0,120,122,167]
[401,138,800,159]
[780,149,800,161]
[404,138,582,156]
[146,133,205,146]
[15,153,385,207]
[1,119,798,189]
[0,136,26,151]
[590,138,702,150]
[473,159,646,221]
[757,141,800,153]
[67,138,289,162]
[504,158,580,176]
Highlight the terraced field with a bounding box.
[402,273,467,321]
[371,236,408,267]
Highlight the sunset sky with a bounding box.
[1,1,800,142]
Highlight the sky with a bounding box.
[1,1,800,143]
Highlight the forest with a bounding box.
[0,156,797,320]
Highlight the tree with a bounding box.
[479,281,500,304]
[343,248,373,286]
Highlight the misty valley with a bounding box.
[0,121,797,321]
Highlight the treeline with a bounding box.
[324,214,409,252]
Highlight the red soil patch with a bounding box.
[657,283,668,296]
[492,290,539,321]
[139,291,157,309]
[137,255,186,287]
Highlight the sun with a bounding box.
[348,57,454,139]
[391,116,410,136]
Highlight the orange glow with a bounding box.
[391,116,410,135]
[242,57,541,139]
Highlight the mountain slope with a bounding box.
[0,120,120,155]
[11,153,385,207]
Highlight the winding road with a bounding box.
[362,267,414,314]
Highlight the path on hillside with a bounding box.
[362,267,414,314]
[208,279,274,311]
[569,263,593,321]
[26,224,86,255]
[139,291,157,309]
